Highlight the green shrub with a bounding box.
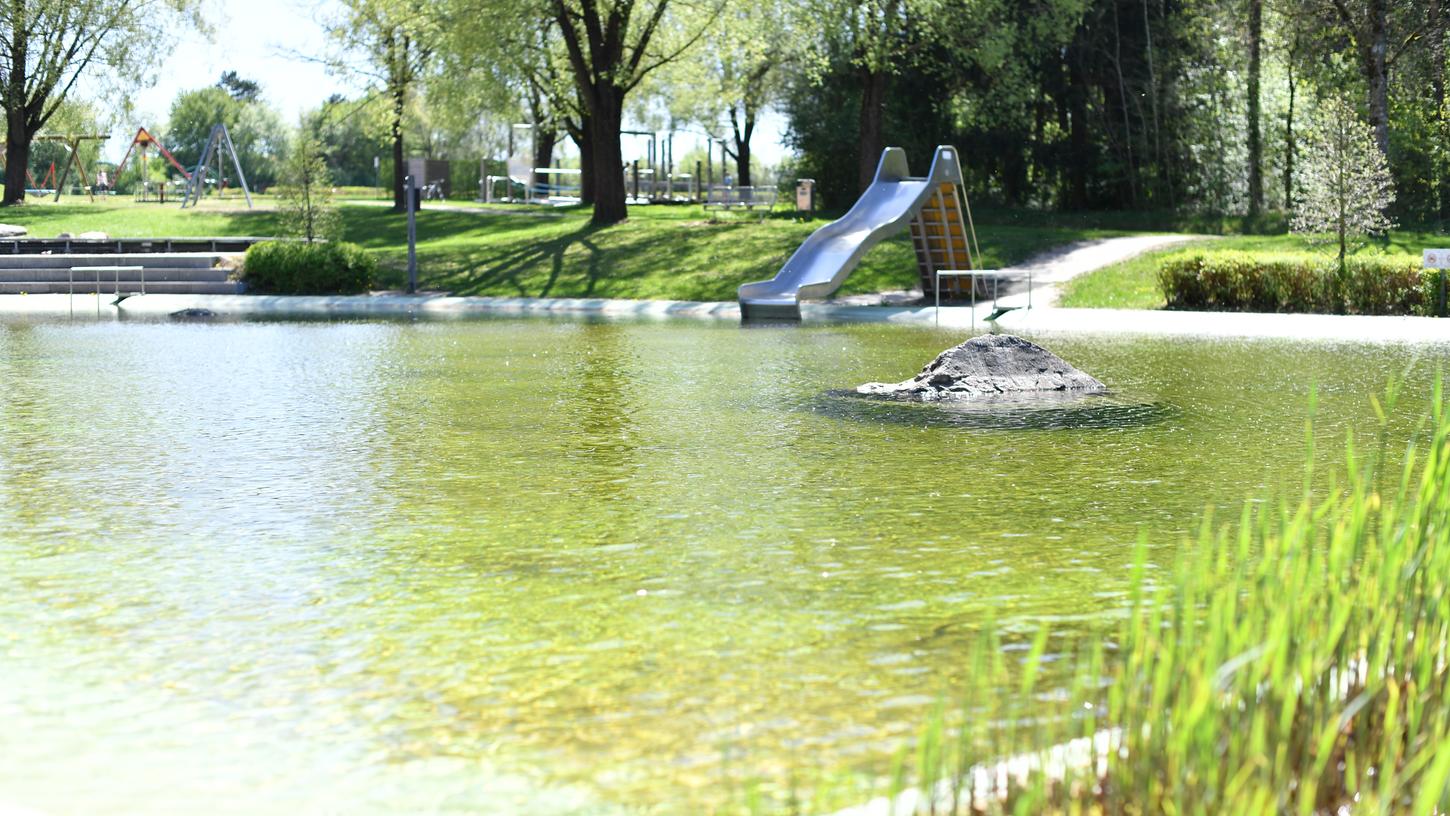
[1158,250,1443,315]
[242,240,377,295]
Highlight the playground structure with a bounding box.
[5,133,110,201]
[738,145,983,321]
[114,127,192,203]
[481,123,758,206]
[180,123,252,209]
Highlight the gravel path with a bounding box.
[828,234,1204,308]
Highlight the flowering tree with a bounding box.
[1292,97,1395,272]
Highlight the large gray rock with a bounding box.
[0,223,25,237]
[856,334,1106,401]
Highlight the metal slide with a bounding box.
[738,145,965,320]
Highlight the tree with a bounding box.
[0,0,203,205]
[1292,96,1394,271]
[217,70,262,103]
[662,0,788,187]
[549,0,717,224]
[1247,0,1264,217]
[280,133,341,243]
[303,95,390,187]
[326,0,442,212]
[166,86,289,189]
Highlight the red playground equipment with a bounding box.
[115,127,191,201]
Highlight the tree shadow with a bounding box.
[446,223,608,297]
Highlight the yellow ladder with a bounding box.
[909,182,977,299]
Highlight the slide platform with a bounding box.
[738,145,967,320]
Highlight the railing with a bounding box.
[934,268,1033,329]
[70,265,145,317]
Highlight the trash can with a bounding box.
[795,178,815,217]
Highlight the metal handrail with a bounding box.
[69,265,145,317]
[934,267,1033,329]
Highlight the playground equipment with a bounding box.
[737,145,981,321]
[180,123,252,209]
[114,127,191,203]
[22,134,108,201]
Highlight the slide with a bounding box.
[738,145,965,320]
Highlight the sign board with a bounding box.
[795,178,815,212]
[1425,249,1450,269]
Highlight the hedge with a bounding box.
[243,241,377,295]
[1159,251,1449,316]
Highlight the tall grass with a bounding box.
[866,381,1450,815]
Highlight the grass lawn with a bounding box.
[0,196,1130,301]
[1059,231,1450,309]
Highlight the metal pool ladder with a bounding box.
[934,268,1034,329]
[70,265,145,317]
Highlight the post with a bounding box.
[406,175,418,294]
[695,161,702,201]
[632,160,640,201]
[1441,270,1447,318]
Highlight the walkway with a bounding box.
[827,234,1203,309]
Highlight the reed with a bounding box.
[888,380,1450,815]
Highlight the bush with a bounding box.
[1159,250,1445,316]
[242,240,376,295]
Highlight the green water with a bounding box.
[1,317,1445,813]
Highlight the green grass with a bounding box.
[1060,232,1450,309]
[0,197,1127,301]
[856,381,1450,815]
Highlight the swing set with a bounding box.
[114,127,192,203]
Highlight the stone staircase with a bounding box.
[0,252,244,295]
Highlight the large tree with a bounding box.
[327,0,443,212]
[166,83,289,189]
[0,0,201,205]
[549,0,716,224]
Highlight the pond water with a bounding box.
[1,317,1446,813]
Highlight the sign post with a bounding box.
[406,175,418,295]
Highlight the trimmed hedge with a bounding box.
[1159,251,1448,316]
[243,241,377,295]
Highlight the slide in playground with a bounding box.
[738,145,967,320]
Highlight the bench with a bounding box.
[702,186,778,221]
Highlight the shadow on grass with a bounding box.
[447,223,608,298]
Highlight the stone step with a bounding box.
[0,252,228,270]
[0,281,245,295]
[0,268,235,283]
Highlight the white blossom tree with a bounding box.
[1292,96,1395,272]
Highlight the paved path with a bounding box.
[829,234,1204,308]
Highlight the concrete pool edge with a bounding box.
[0,292,1446,342]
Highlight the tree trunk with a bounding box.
[730,103,755,187]
[588,87,626,225]
[857,68,887,192]
[1284,58,1296,211]
[391,83,407,213]
[1247,0,1263,217]
[1363,0,1391,157]
[3,112,30,206]
[1067,42,1090,209]
[567,112,595,205]
[1432,0,1449,224]
[534,128,558,196]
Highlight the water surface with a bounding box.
[1,318,1443,813]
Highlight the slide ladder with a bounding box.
[738,145,972,320]
[909,181,979,299]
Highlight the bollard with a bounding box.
[406,175,418,295]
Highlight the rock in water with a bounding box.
[856,334,1106,401]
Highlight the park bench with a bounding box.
[703,186,778,221]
